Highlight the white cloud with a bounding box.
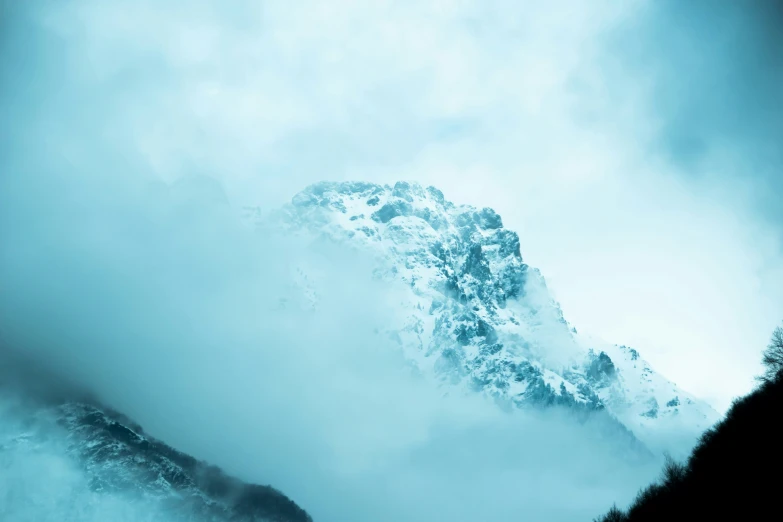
[0,164,659,521]
[2,10,782,522]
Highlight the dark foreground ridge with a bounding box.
[594,354,783,521]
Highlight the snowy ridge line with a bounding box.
[245,180,721,454]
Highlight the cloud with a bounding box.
[608,0,783,211]
[1,6,781,522]
[1,0,635,202]
[581,0,783,408]
[0,150,659,521]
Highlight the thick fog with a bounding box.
[0,147,661,520]
[6,0,777,520]
[3,0,780,414]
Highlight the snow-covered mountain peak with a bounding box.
[246,180,721,454]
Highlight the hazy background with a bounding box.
[1,5,782,521]
[0,153,661,521]
[3,0,782,411]
[4,0,780,412]
[2,0,782,520]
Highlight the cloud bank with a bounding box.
[0,159,659,521]
[4,0,780,412]
[1,1,781,518]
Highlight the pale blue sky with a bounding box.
[2,0,782,413]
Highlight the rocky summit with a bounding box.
[247,180,721,453]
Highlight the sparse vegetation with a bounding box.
[760,325,783,383]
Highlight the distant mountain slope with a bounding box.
[245,180,720,453]
[0,384,312,522]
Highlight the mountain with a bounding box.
[245,180,721,453]
[0,372,312,522]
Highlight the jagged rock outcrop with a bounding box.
[245,181,720,452]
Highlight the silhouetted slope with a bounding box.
[594,372,783,521]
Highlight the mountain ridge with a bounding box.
[245,180,721,454]
[0,389,312,522]
[0,353,312,522]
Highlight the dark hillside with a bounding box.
[594,326,783,521]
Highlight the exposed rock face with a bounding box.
[246,180,721,452]
[0,389,312,522]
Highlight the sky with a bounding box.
[10,0,778,412]
[1,0,782,450]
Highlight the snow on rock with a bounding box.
[0,390,313,522]
[245,180,721,453]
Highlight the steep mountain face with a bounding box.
[0,386,312,522]
[246,181,720,453]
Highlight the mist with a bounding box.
[3,0,781,412]
[2,0,779,520]
[0,154,660,521]
[610,0,783,227]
